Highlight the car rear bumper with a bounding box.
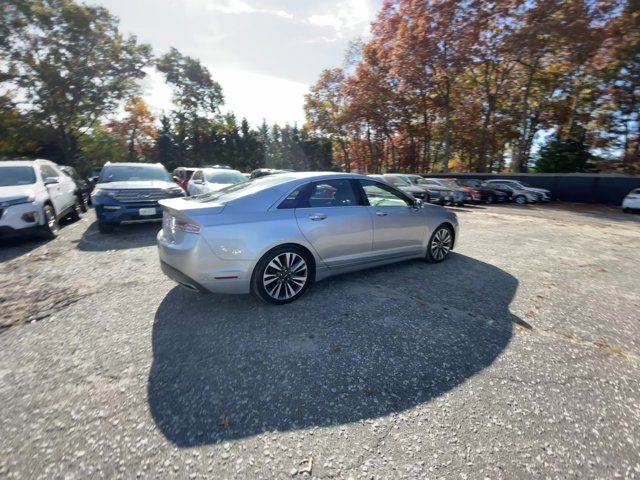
[157,229,253,294]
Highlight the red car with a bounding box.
[172,167,197,192]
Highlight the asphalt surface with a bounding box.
[1,203,639,479]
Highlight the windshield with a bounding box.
[99,165,171,182]
[191,174,294,203]
[385,175,411,187]
[462,180,481,187]
[0,166,37,186]
[518,181,532,187]
[439,180,460,188]
[205,171,248,184]
[413,177,429,185]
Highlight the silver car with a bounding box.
[157,172,459,304]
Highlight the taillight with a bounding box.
[174,219,201,233]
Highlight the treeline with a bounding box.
[0,0,332,175]
[304,0,640,174]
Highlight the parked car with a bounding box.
[157,172,458,304]
[0,159,82,239]
[250,168,293,179]
[456,179,509,204]
[60,166,91,211]
[172,167,197,191]
[368,174,427,201]
[622,188,640,213]
[92,162,185,234]
[486,179,551,201]
[487,182,538,204]
[187,168,248,196]
[403,174,469,205]
[422,178,486,203]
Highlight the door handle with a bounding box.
[309,214,327,221]
[375,211,388,216]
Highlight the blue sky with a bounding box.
[93,0,383,127]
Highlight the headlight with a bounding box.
[1,195,35,206]
[92,189,118,198]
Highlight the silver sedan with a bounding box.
[157,172,459,304]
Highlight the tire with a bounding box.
[98,221,115,234]
[40,204,59,239]
[485,194,495,204]
[69,197,83,221]
[425,224,453,263]
[515,195,527,205]
[79,194,88,213]
[252,245,313,305]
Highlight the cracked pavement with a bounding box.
[0,203,639,479]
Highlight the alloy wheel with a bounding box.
[430,228,452,261]
[262,252,308,301]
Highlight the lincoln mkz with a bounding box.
[157,172,459,304]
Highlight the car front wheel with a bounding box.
[40,204,59,239]
[426,225,453,263]
[253,246,312,304]
[515,195,527,205]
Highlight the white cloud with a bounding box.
[308,0,371,36]
[184,0,293,19]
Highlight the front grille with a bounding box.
[112,189,177,203]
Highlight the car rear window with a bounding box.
[190,174,297,203]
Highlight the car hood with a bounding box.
[0,185,38,201]
[95,180,176,190]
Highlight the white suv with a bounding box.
[0,159,81,239]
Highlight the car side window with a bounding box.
[192,171,202,181]
[277,185,308,209]
[40,165,59,180]
[358,179,412,207]
[298,179,359,208]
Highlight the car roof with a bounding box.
[104,162,165,167]
[0,159,56,167]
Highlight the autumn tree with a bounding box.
[304,68,353,171]
[1,0,152,163]
[107,97,158,162]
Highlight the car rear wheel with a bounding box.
[40,204,59,239]
[69,197,83,221]
[253,246,312,305]
[426,225,453,263]
[486,194,495,204]
[515,195,527,205]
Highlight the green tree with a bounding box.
[3,0,152,164]
[535,137,592,173]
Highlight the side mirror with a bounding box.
[413,198,423,209]
[44,177,59,186]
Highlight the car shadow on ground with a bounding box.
[0,216,79,263]
[0,237,47,263]
[74,221,160,251]
[148,253,526,447]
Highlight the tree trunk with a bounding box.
[441,82,452,173]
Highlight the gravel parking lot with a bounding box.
[1,203,639,479]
